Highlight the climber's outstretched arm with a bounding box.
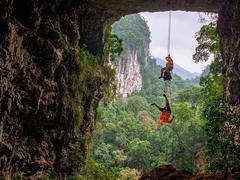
[151,103,165,112]
[170,115,175,123]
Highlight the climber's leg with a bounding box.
[163,94,171,114]
[163,69,172,81]
[159,67,166,79]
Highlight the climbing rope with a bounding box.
[164,11,172,101]
[167,11,172,55]
[164,80,172,101]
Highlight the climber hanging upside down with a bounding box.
[151,94,175,127]
[159,54,174,81]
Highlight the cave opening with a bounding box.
[89,11,226,178]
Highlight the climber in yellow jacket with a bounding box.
[159,54,174,81]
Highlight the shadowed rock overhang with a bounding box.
[86,0,221,17]
[79,0,221,55]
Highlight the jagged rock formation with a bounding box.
[91,0,220,15]
[0,0,239,178]
[115,49,143,97]
[217,0,240,146]
[218,0,240,112]
[0,1,108,178]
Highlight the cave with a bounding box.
[0,0,239,178]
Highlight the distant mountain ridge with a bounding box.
[154,57,200,80]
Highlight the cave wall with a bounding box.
[0,0,108,178]
[217,0,240,146]
[0,0,239,178]
[218,0,240,113]
[91,0,220,15]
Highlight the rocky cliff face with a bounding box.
[217,0,240,146]
[0,0,111,178]
[112,14,150,96]
[218,0,240,112]
[0,0,239,178]
[115,49,143,97]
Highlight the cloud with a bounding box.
[140,11,211,73]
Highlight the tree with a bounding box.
[126,95,149,114]
[193,15,220,63]
[194,16,240,172]
[175,86,202,109]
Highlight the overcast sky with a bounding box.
[140,11,211,74]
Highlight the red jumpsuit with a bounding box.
[159,111,174,126]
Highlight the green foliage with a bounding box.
[101,62,117,105]
[104,25,123,61]
[111,14,151,83]
[55,30,65,41]
[62,45,116,130]
[90,54,205,177]
[71,143,86,175]
[62,46,101,129]
[14,172,25,180]
[175,86,202,109]
[193,21,220,62]
[112,14,150,49]
[200,58,240,172]
[138,50,147,67]
[86,13,239,178]
[51,44,117,177]
[84,13,239,179]
[78,159,116,180]
[118,168,140,180]
[14,172,53,180]
[195,21,240,173]
[38,173,53,180]
[174,103,194,121]
[126,95,149,114]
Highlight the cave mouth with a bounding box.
[89,12,220,177]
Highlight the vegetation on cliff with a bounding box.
[112,15,150,50]
[195,17,240,172]
[112,14,150,68]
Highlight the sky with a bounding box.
[140,11,211,74]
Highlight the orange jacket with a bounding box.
[166,55,174,71]
[160,111,174,125]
